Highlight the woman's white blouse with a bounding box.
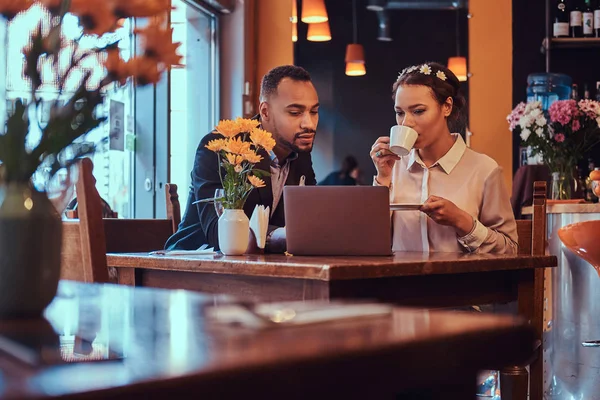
[377,134,518,254]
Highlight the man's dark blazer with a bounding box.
[164,131,317,251]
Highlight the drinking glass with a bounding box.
[214,188,225,217]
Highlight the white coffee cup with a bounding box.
[389,125,418,157]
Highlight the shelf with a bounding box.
[541,37,600,53]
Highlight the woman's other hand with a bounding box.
[420,195,475,237]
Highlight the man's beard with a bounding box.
[279,130,316,153]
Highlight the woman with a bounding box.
[370,62,517,254]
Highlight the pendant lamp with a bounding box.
[448,9,467,82]
[345,62,366,76]
[292,22,298,42]
[301,0,328,24]
[345,0,365,76]
[307,21,331,41]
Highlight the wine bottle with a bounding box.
[583,0,594,37]
[595,81,600,101]
[595,0,600,37]
[584,83,591,99]
[572,83,580,100]
[554,0,570,37]
[571,0,583,37]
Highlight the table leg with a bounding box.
[509,267,544,400]
[501,366,529,400]
[117,267,136,286]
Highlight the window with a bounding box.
[170,0,219,209]
[3,6,135,217]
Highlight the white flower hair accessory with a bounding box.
[397,64,450,82]
[419,64,432,75]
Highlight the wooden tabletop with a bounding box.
[107,251,557,281]
[0,281,535,399]
[522,203,600,215]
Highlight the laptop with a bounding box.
[284,186,392,256]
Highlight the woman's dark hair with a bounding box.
[340,155,358,178]
[392,62,467,133]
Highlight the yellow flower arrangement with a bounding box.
[0,0,182,184]
[203,118,275,209]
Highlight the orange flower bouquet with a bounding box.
[204,118,275,209]
[0,0,181,184]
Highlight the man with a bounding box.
[165,65,319,252]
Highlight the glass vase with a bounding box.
[551,171,572,200]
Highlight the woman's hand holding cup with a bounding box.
[370,136,400,187]
[370,125,418,187]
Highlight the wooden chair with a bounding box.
[501,180,547,400]
[165,183,181,233]
[61,158,175,284]
[516,180,547,256]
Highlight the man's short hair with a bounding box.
[259,65,312,102]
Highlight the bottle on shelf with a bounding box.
[572,83,580,100]
[595,0,600,37]
[583,0,594,37]
[571,0,583,37]
[595,81,600,101]
[584,82,591,99]
[554,0,570,37]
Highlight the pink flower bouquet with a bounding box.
[508,99,600,198]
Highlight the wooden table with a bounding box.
[0,281,535,399]
[107,251,557,400]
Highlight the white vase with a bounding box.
[0,183,62,317]
[218,209,249,256]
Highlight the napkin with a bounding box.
[150,244,215,256]
[206,300,393,329]
[250,205,270,249]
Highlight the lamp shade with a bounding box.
[448,56,467,82]
[291,0,297,23]
[292,21,298,42]
[301,0,328,23]
[346,62,366,76]
[344,43,365,63]
[307,21,331,41]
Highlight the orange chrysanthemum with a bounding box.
[242,151,263,164]
[250,127,276,152]
[104,49,129,85]
[0,0,33,20]
[205,138,228,153]
[126,56,161,86]
[113,0,171,18]
[248,175,266,188]
[235,117,260,133]
[136,22,182,67]
[70,0,118,36]
[226,137,251,155]
[215,119,241,138]
[225,153,244,166]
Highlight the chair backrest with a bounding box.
[61,159,175,284]
[516,181,547,255]
[165,183,181,233]
[61,158,110,283]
